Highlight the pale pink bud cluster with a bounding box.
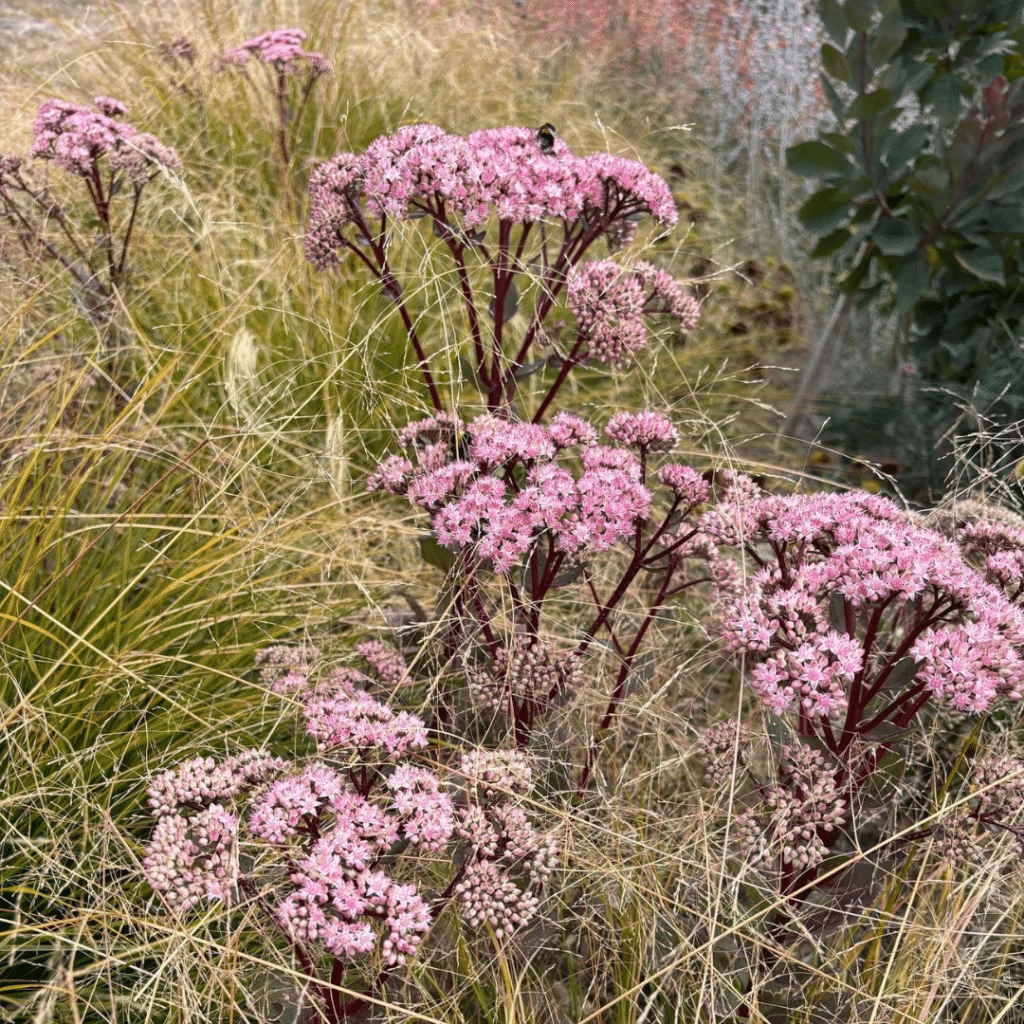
[633,260,701,330]
[468,636,581,717]
[736,744,846,870]
[454,750,557,937]
[32,98,180,183]
[305,124,677,269]
[219,28,333,76]
[368,411,660,574]
[566,260,700,369]
[972,753,1024,825]
[143,751,285,907]
[147,750,287,817]
[254,642,321,693]
[696,721,752,788]
[957,520,1024,604]
[143,803,238,909]
[656,464,709,507]
[710,490,1024,720]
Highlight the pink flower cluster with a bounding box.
[305,123,677,269]
[957,519,1024,604]
[566,260,700,368]
[144,645,556,969]
[219,28,333,76]
[367,411,658,574]
[268,763,448,966]
[32,97,181,183]
[708,486,1024,720]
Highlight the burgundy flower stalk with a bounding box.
[142,645,555,1023]
[703,481,1024,889]
[1,97,179,301]
[218,29,332,170]
[305,124,694,414]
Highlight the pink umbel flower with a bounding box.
[305,123,677,271]
[355,639,410,685]
[303,680,428,756]
[32,98,180,183]
[605,409,679,452]
[219,28,332,76]
[710,489,1024,723]
[566,261,647,368]
[372,411,661,575]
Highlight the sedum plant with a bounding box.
[0,96,180,320]
[143,644,557,1023]
[698,477,1024,1010]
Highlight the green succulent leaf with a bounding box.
[419,535,455,571]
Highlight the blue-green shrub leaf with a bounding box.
[821,75,848,122]
[884,123,930,171]
[848,89,894,119]
[810,227,853,258]
[895,251,930,314]
[954,247,1005,284]
[797,187,854,233]
[786,140,850,178]
[872,10,907,65]
[821,42,853,85]
[872,217,921,255]
[821,0,848,45]
[488,281,519,324]
[844,0,874,31]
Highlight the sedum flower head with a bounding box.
[219,28,332,76]
[709,490,1024,721]
[468,635,582,717]
[736,744,847,870]
[370,411,667,575]
[32,97,180,183]
[305,123,677,270]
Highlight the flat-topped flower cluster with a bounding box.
[218,28,333,76]
[305,123,678,270]
[705,485,1024,723]
[142,645,557,970]
[31,97,180,184]
[367,409,705,574]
